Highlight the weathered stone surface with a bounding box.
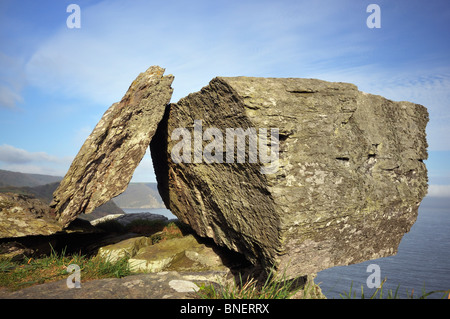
[151,76,429,277]
[90,212,168,227]
[89,214,125,226]
[128,234,229,273]
[114,212,169,226]
[98,236,151,263]
[0,271,229,299]
[0,193,62,238]
[51,66,174,228]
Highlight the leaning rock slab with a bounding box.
[51,66,174,227]
[151,76,429,277]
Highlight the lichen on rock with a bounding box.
[151,76,429,277]
[50,66,174,228]
[0,193,62,238]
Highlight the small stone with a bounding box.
[168,280,199,293]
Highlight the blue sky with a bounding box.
[0,0,449,196]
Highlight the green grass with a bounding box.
[0,245,131,291]
[196,272,450,299]
[0,219,194,292]
[0,219,193,291]
[339,278,450,299]
[195,268,315,299]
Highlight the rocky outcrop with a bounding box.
[98,236,152,263]
[151,76,429,277]
[113,212,169,226]
[0,67,430,298]
[128,234,230,273]
[97,229,248,274]
[0,193,62,238]
[0,271,229,299]
[51,66,174,227]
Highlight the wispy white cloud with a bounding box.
[0,52,26,109]
[0,144,72,176]
[24,0,364,104]
[428,185,450,198]
[0,85,23,109]
[4,0,448,181]
[0,144,60,163]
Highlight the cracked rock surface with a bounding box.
[0,271,226,299]
[151,76,429,277]
[51,66,174,228]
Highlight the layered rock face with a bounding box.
[0,193,62,238]
[51,66,174,227]
[151,76,429,276]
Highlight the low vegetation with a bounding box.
[0,218,190,292]
[2,217,447,299]
[195,268,323,299]
[339,278,450,299]
[0,246,131,291]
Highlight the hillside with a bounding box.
[113,183,165,209]
[0,169,62,187]
[0,169,164,214]
[0,182,60,203]
[0,170,124,221]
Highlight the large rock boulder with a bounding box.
[150,76,429,277]
[51,66,174,227]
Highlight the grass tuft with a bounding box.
[0,244,131,291]
[196,267,306,299]
[339,278,450,299]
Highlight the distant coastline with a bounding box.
[122,207,176,220]
[117,205,166,209]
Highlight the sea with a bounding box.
[315,196,450,299]
[123,196,450,299]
